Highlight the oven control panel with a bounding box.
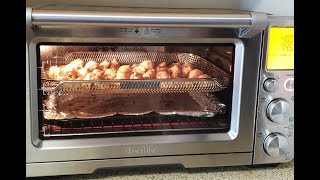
[253,17,294,164]
[254,70,294,164]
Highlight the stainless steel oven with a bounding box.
[26,1,294,177]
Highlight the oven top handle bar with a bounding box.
[26,8,268,38]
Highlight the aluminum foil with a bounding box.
[43,92,226,120]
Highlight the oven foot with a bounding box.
[247,163,280,168]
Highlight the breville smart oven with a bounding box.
[26,0,294,177]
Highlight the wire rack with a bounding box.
[41,52,231,95]
[41,114,229,138]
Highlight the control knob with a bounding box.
[266,99,292,124]
[263,78,278,92]
[263,133,289,157]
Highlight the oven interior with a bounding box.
[37,44,235,139]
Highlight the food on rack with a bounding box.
[140,60,155,70]
[59,65,66,73]
[83,73,97,80]
[56,74,70,80]
[70,58,85,68]
[130,72,143,79]
[142,69,156,79]
[99,60,111,71]
[63,65,77,78]
[156,70,172,79]
[156,62,168,72]
[132,65,147,75]
[132,60,155,75]
[65,68,78,79]
[81,69,104,80]
[168,62,182,78]
[188,69,204,78]
[156,67,168,73]
[77,67,90,80]
[157,62,168,68]
[110,58,120,70]
[47,58,213,80]
[182,63,194,78]
[103,69,117,80]
[48,66,61,79]
[131,63,139,68]
[61,59,85,79]
[92,69,104,77]
[84,60,100,72]
[116,65,133,79]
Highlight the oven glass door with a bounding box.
[37,43,238,139]
[28,37,259,163]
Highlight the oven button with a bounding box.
[266,99,292,124]
[263,133,289,157]
[284,78,294,91]
[263,78,278,92]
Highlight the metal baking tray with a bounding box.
[43,92,227,120]
[41,52,231,95]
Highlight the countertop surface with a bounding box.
[40,160,294,180]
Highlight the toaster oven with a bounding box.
[26,2,294,177]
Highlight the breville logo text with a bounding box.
[125,146,156,155]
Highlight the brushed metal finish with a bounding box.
[28,7,268,38]
[263,133,288,157]
[26,0,242,9]
[266,99,292,124]
[26,0,294,16]
[263,78,278,92]
[26,153,252,177]
[26,27,36,164]
[31,9,252,28]
[23,1,294,177]
[34,26,239,38]
[253,16,294,164]
[26,8,32,27]
[26,12,262,174]
[239,12,268,38]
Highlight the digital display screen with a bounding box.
[266,27,294,70]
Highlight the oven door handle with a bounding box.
[26,8,268,38]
